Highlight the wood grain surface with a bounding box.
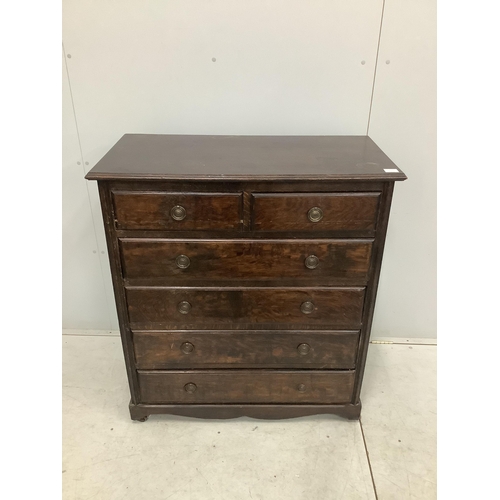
[85,135,407,181]
[138,370,356,404]
[129,402,362,420]
[133,330,360,369]
[87,134,406,420]
[126,287,365,330]
[112,191,243,230]
[120,239,373,284]
[252,192,380,231]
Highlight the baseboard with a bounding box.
[62,329,120,337]
[370,337,437,345]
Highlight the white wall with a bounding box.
[368,0,436,338]
[62,0,436,338]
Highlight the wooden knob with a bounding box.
[170,205,186,221]
[176,255,190,269]
[297,343,311,355]
[300,301,314,314]
[178,301,192,314]
[297,384,307,393]
[184,383,197,393]
[304,255,319,269]
[181,342,194,354]
[307,207,323,222]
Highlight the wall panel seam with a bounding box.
[63,42,113,329]
[366,0,386,135]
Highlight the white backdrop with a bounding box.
[62,0,436,338]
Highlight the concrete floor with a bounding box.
[63,336,436,500]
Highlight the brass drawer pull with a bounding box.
[184,382,197,393]
[175,254,190,269]
[178,301,192,314]
[297,343,311,355]
[304,255,319,269]
[170,205,187,221]
[180,342,194,354]
[307,207,323,222]
[300,301,314,314]
[297,383,307,393]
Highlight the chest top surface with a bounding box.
[85,134,407,182]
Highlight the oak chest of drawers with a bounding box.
[86,134,406,421]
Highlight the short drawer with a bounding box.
[126,287,365,330]
[252,192,380,232]
[138,370,355,404]
[112,191,242,230]
[133,330,360,369]
[121,239,373,285]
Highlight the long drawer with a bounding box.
[126,287,365,330]
[133,330,360,369]
[138,370,355,404]
[121,239,373,284]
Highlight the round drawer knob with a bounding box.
[297,343,311,355]
[170,205,187,221]
[304,255,319,269]
[176,254,190,269]
[181,342,194,354]
[300,301,315,314]
[184,382,197,393]
[297,383,307,393]
[178,301,192,314]
[307,207,323,222]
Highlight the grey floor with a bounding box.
[63,336,436,500]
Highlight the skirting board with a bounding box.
[370,337,437,345]
[63,329,120,337]
[62,330,437,345]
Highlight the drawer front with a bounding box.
[252,192,380,232]
[112,191,243,230]
[133,330,360,369]
[138,370,355,404]
[121,239,373,284]
[126,287,365,329]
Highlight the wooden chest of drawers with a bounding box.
[86,134,406,421]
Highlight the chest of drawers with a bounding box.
[85,134,406,421]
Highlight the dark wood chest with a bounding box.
[86,134,406,421]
